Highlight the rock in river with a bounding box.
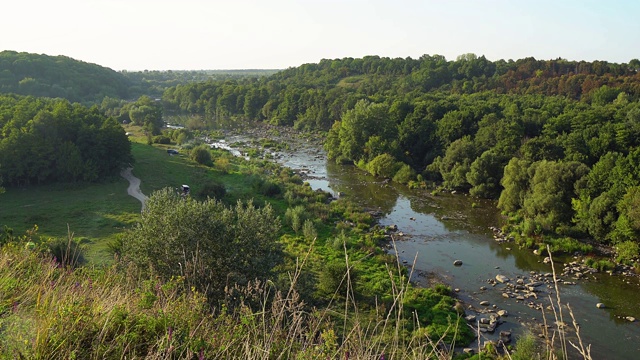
[495,274,510,283]
[453,260,463,266]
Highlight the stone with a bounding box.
[453,260,463,266]
[495,274,510,283]
[480,300,490,306]
[465,315,477,322]
[596,303,605,309]
[480,286,487,291]
[627,316,636,322]
[497,309,508,317]
[463,348,474,355]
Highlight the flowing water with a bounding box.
[217,133,640,359]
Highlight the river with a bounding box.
[218,131,640,359]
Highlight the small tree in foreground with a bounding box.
[122,188,281,302]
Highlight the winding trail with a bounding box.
[120,167,148,211]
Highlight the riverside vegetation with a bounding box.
[3,51,640,358]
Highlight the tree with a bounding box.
[498,158,532,213]
[467,150,507,198]
[436,136,478,190]
[522,160,589,230]
[122,188,281,302]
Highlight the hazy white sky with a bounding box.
[3,0,639,71]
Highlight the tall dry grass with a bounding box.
[0,240,593,359]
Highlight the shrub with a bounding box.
[152,135,171,144]
[190,145,212,166]
[197,181,226,200]
[392,163,416,184]
[615,241,639,264]
[366,153,399,179]
[44,236,86,268]
[302,219,317,241]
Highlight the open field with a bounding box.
[0,179,140,264]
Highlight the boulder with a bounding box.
[453,260,463,266]
[480,300,490,306]
[596,303,606,309]
[495,274,510,283]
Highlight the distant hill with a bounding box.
[0,51,131,103]
[0,51,281,102]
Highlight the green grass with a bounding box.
[0,179,140,264]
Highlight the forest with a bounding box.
[160,54,640,253]
[0,95,132,186]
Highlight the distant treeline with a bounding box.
[0,95,132,186]
[161,54,640,246]
[0,51,277,102]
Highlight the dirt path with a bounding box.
[121,167,148,210]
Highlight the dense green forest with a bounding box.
[0,95,132,185]
[161,54,640,253]
[0,51,132,103]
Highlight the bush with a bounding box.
[392,163,416,184]
[190,145,212,166]
[544,237,593,254]
[615,241,639,264]
[585,257,616,271]
[197,181,226,200]
[44,237,86,268]
[252,178,282,197]
[152,135,171,144]
[366,153,399,179]
[122,188,281,302]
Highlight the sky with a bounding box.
[2,0,639,71]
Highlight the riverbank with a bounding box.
[201,123,640,358]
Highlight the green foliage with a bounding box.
[121,188,281,302]
[196,181,226,200]
[0,50,130,102]
[510,332,541,360]
[437,136,478,190]
[44,236,87,268]
[252,177,282,197]
[152,135,171,144]
[615,241,639,264]
[0,96,132,186]
[543,236,593,255]
[366,153,399,178]
[392,163,416,184]
[284,205,306,234]
[302,219,317,241]
[316,260,356,298]
[189,144,212,166]
[584,257,616,271]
